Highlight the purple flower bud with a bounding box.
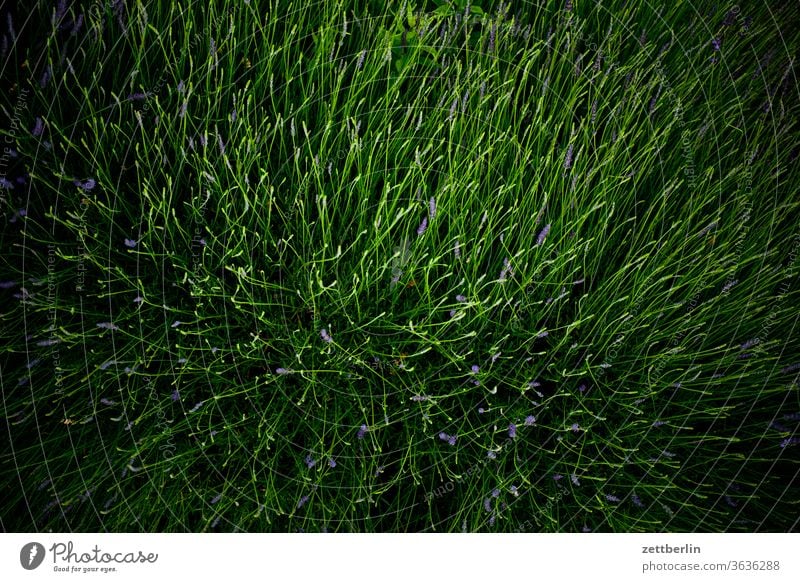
[456,294,466,302]
[417,216,428,236]
[304,454,316,469]
[328,458,336,468]
[553,474,563,481]
[471,365,480,374]
[171,321,182,328]
[429,197,437,220]
[487,450,496,459]
[524,415,536,426]
[320,328,333,343]
[55,0,67,22]
[652,420,666,427]
[275,368,289,375]
[39,65,51,87]
[171,389,180,402]
[438,432,449,441]
[96,322,119,330]
[356,50,366,70]
[571,423,580,433]
[769,420,788,432]
[536,331,549,338]
[491,488,500,498]
[571,474,580,486]
[211,493,221,504]
[357,424,368,439]
[124,238,137,248]
[32,117,44,136]
[508,423,517,438]
[740,338,760,350]
[712,37,721,51]
[297,495,309,509]
[564,144,574,170]
[605,494,620,503]
[632,494,645,508]
[535,224,551,246]
[780,362,800,374]
[483,498,492,512]
[448,435,457,446]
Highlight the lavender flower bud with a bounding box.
[535,224,551,246]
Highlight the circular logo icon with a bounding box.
[20,542,46,570]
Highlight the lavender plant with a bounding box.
[1,0,799,533]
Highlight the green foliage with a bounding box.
[1,0,799,532]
